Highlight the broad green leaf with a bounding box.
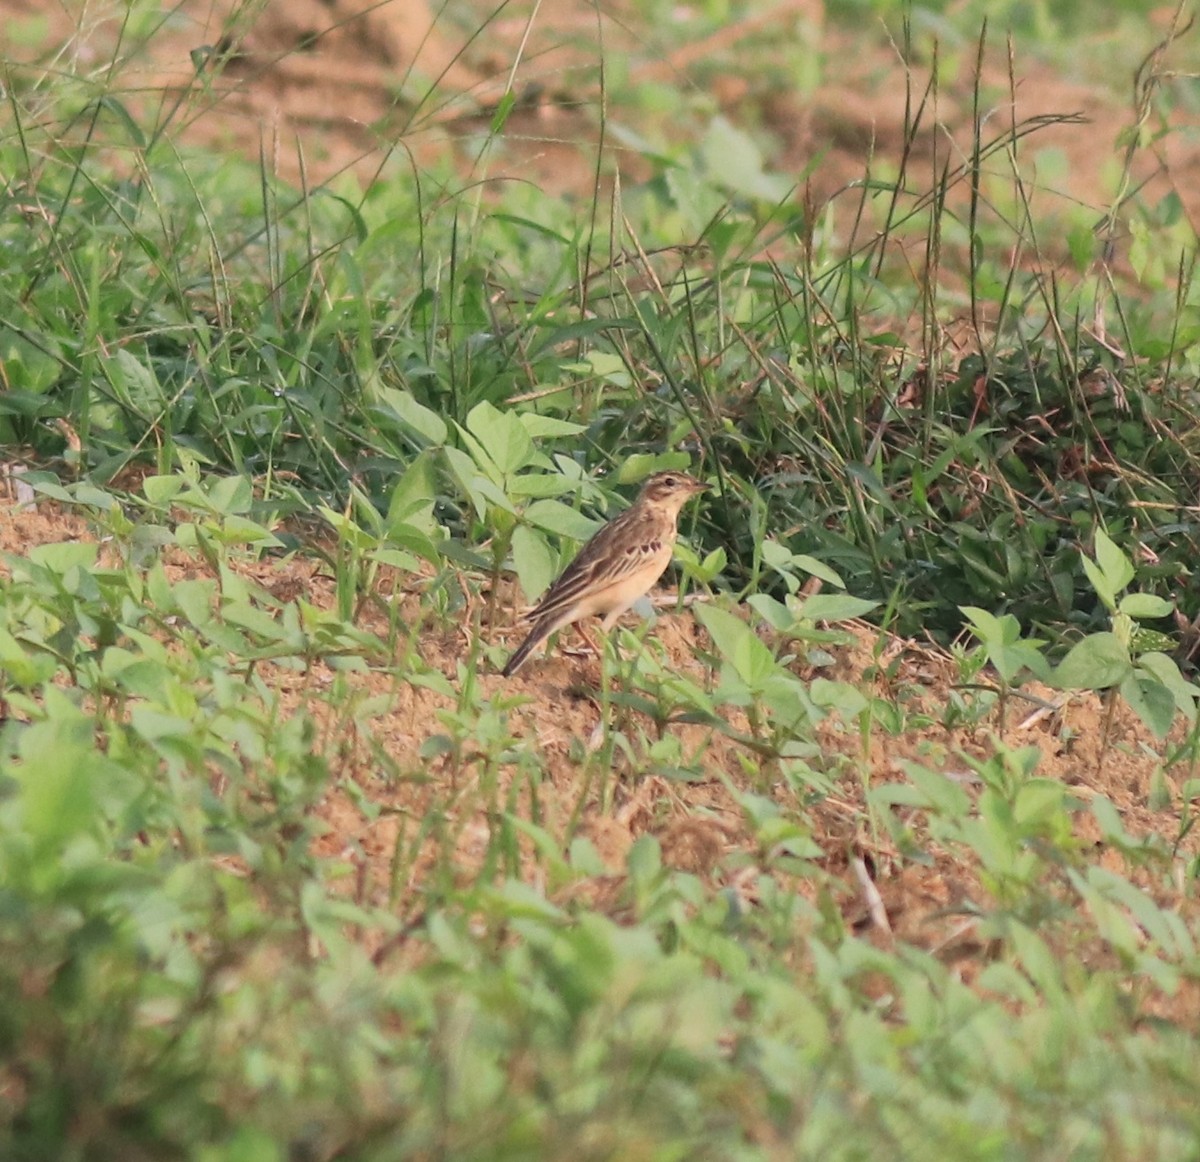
[378,386,448,445]
[1119,673,1176,740]
[789,553,845,588]
[385,449,439,534]
[615,453,693,484]
[15,706,98,850]
[511,524,556,603]
[794,593,880,623]
[519,414,586,439]
[0,627,57,686]
[1094,528,1135,593]
[143,474,186,505]
[809,677,868,719]
[761,540,844,589]
[523,499,599,541]
[28,541,98,572]
[1137,652,1198,721]
[108,347,164,410]
[696,604,779,688]
[24,473,74,502]
[507,473,577,499]
[1079,553,1115,610]
[700,115,792,201]
[567,835,607,876]
[1052,632,1130,690]
[206,474,252,515]
[616,453,663,484]
[223,601,289,640]
[70,484,117,511]
[444,445,515,518]
[1085,865,1195,957]
[174,579,216,628]
[962,606,1011,643]
[1118,592,1173,619]
[899,761,972,817]
[746,594,794,632]
[575,350,630,387]
[218,515,284,547]
[368,547,422,573]
[486,878,563,922]
[626,833,662,883]
[465,400,534,476]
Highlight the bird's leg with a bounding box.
[561,619,601,658]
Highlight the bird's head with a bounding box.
[637,470,709,513]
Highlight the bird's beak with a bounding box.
[690,477,710,494]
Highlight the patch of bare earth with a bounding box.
[4,494,1198,1022]
[4,0,1197,232]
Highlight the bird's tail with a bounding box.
[501,619,549,677]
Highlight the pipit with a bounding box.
[501,470,709,677]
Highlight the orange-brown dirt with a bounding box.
[3,0,1198,230]
[4,1,1200,1017]
[5,490,1200,1022]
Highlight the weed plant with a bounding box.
[1,1,1200,1157]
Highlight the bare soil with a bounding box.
[5,493,1199,1022]
[3,0,1197,228]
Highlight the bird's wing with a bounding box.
[524,508,668,622]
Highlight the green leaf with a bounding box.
[444,445,515,517]
[962,606,1010,644]
[507,473,577,499]
[809,677,868,719]
[1136,652,1198,720]
[900,760,972,817]
[700,115,792,202]
[614,453,695,484]
[0,627,57,686]
[385,448,440,534]
[511,524,556,603]
[1119,673,1176,740]
[760,540,844,589]
[490,89,516,133]
[1052,632,1131,690]
[1118,592,1173,620]
[626,834,662,882]
[368,547,421,573]
[574,350,631,388]
[789,553,845,588]
[205,474,252,515]
[107,347,164,410]
[378,386,448,445]
[464,401,534,476]
[746,594,793,632]
[218,515,284,547]
[28,541,98,573]
[174,579,216,628]
[523,499,599,541]
[1079,553,1116,610]
[1094,528,1135,593]
[143,474,186,505]
[519,414,586,439]
[793,593,880,623]
[962,606,1050,684]
[696,605,779,688]
[14,704,98,851]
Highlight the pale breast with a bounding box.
[578,539,676,625]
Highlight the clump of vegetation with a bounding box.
[2,0,1200,1157]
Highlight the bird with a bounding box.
[501,470,709,677]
